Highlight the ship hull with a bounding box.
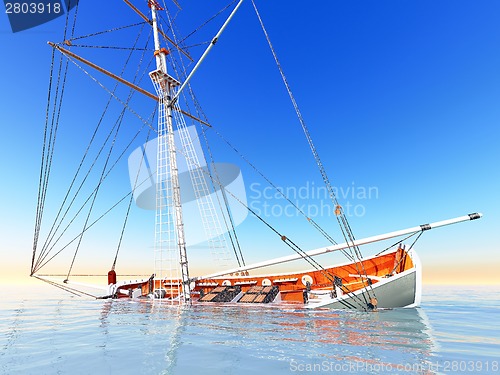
[305,264,420,309]
[34,246,421,311]
[148,246,422,310]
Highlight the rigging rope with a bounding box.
[65,23,153,280]
[161,23,364,307]
[67,44,151,51]
[179,89,360,263]
[251,0,377,304]
[200,126,246,267]
[34,174,151,272]
[33,104,156,273]
[210,126,345,249]
[169,81,247,266]
[32,45,56,275]
[174,145,367,310]
[160,0,359,275]
[32,0,80,275]
[161,39,345,264]
[34,276,98,298]
[157,0,371,308]
[36,33,133,271]
[65,108,127,280]
[67,21,148,42]
[34,276,82,297]
[63,56,158,133]
[111,126,153,271]
[203,127,376,308]
[162,3,246,268]
[178,0,237,45]
[391,232,423,274]
[375,232,420,256]
[32,22,156,274]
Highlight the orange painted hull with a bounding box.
[127,247,413,304]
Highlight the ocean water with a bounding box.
[1,285,499,374]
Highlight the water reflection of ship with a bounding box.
[98,299,186,373]
[283,307,435,347]
[283,307,438,371]
[97,300,437,372]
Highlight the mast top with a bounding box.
[149,0,167,74]
[148,0,164,11]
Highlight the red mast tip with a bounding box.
[148,0,164,11]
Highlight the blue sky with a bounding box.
[0,1,499,285]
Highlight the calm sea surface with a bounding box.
[1,285,499,374]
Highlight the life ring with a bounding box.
[262,278,271,286]
[301,275,313,287]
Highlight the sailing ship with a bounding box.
[30,0,482,311]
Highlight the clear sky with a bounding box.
[0,0,499,286]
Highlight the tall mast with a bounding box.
[149,1,191,302]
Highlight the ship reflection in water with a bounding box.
[4,288,497,375]
[98,300,437,374]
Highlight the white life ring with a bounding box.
[262,278,271,286]
[301,275,313,287]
